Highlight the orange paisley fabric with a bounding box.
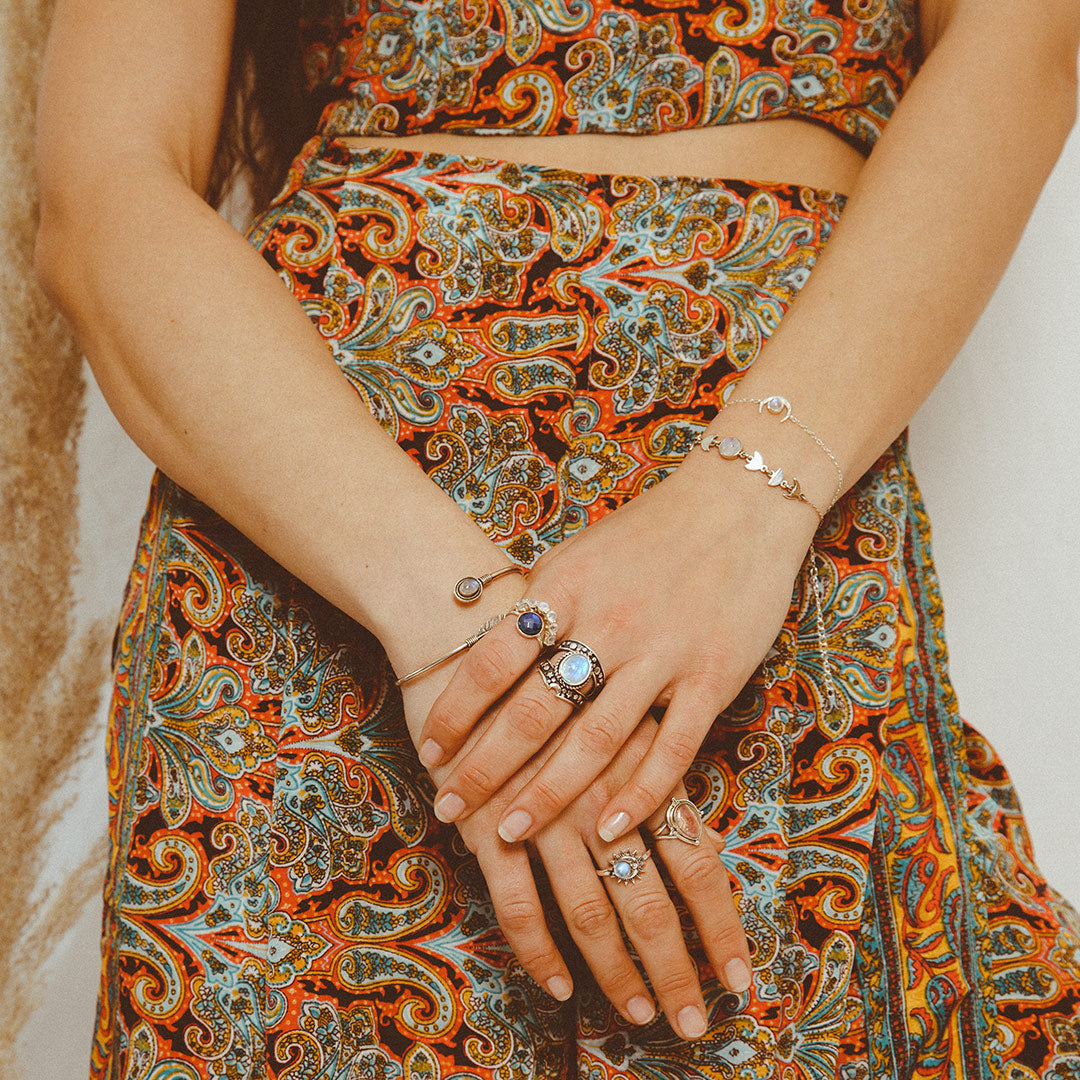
[300,0,922,153]
[89,138,1080,1078]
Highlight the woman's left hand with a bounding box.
[417,453,821,844]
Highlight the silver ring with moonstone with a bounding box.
[538,639,605,707]
[596,848,651,885]
[654,797,704,846]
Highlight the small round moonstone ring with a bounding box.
[538,639,605,707]
[655,797,704,846]
[596,848,651,885]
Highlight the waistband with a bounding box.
[277,128,855,209]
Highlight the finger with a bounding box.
[475,840,575,1003]
[533,829,656,1026]
[432,671,573,823]
[495,671,662,841]
[418,611,555,769]
[596,691,718,841]
[649,794,752,995]
[590,831,709,1040]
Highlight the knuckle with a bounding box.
[579,712,625,758]
[567,896,618,938]
[538,563,585,609]
[496,896,542,937]
[651,967,699,1000]
[708,924,751,959]
[623,893,675,941]
[425,700,467,743]
[627,720,659,755]
[684,661,736,704]
[601,600,636,635]
[624,778,665,816]
[470,638,516,696]
[505,690,559,744]
[677,852,724,893]
[458,760,497,797]
[526,776,569,816]
[658,728,700,771]
[515,944,561,976]
[597,960,645,999]
[707,921,749,957]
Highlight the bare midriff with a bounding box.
[334,116,865,195]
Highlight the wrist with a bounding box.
[700,403,842,516]
[374,562,528,682]
[663,441,821,562]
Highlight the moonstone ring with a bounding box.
[538,639,605,707]
[596,848,651,885]
[654,797,704,846]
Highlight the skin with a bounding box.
[34,0,1079,1042]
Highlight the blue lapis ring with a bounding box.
[538,639,605,707]
[512,600,558,646]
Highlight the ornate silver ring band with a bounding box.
[394,614,505,686]
[596,848,651,885]
[538,639,605,707]
[654,797,704,846]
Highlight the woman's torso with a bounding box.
[299,0,941,188]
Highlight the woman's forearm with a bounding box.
[33,1,523,682]
[684,9,1079,515]
[34,167,516,675]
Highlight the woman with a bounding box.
[33,0,1080,1074]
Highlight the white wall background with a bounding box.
[15,108,1080,1078]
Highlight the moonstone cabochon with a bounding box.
[559,652,592,686]
[455,576,482,600]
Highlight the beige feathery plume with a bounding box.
[0,0,111,1060]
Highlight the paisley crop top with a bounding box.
[300,0,923,155]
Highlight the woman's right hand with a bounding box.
[402,668,751,1038]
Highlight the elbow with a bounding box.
[1050,52,1079,140]
[33,159,80,309]
[1045,28,1080,145]
[34,210,66,309]
[34,187,95,316]
[1026,54,1079,174]
[1061,66,1079,144]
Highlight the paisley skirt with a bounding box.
[91,136,1080,1079]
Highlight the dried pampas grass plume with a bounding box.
[0,0,111,1060]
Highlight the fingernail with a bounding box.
[498,809,532,843]
[546,975,573,1001]
[598,811,630,843]
[626,995,655,1025]
[433,792,465,823]
[677,1005,707,1040]
[419,739,443,767]
[724,958,752,993]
